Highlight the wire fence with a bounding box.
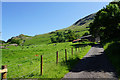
[2,47,83,78]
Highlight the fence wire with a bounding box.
[5,47,81,78]
[19,64,40,78]
[9,64,40,78]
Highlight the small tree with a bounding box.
[51,37,56,43]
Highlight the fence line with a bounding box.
[3,47,82,78]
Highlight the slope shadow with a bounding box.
[60,58,80,71]
[70,53,115,73]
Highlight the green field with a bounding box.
[2,42,91,78]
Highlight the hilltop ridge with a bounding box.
[73,13,96,26]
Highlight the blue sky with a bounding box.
[2,2,109,41]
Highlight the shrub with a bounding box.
[51,30,77,43]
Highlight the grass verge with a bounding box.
[103,40,120,79]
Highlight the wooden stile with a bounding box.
[1,65,7,79]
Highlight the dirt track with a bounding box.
[62,44,118,80]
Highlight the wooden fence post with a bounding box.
[56,51,58,64]
[76,47,77,54]
[65,49,67,62]
[71,47,73,56]
[79,47,80,53]
[1,65,7,79]
[41,55,43,75]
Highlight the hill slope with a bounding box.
[7,13,96,46]
[73,13,96,26]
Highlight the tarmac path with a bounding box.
[62,44,118,80]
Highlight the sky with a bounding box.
[2,2,110,41]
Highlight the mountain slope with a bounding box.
[64,13,96,31]
[73,13,96,26]
[7,13,96,46]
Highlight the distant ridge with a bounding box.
[73,13,96,26]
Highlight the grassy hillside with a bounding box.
[23,33,52,45]
[23,13,95,46]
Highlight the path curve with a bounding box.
[62,44,118,80]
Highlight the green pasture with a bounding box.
[2,42,91,78]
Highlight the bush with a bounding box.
[51,37,56,43]
[50,30,77,43]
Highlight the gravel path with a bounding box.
[62,44,118,80]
